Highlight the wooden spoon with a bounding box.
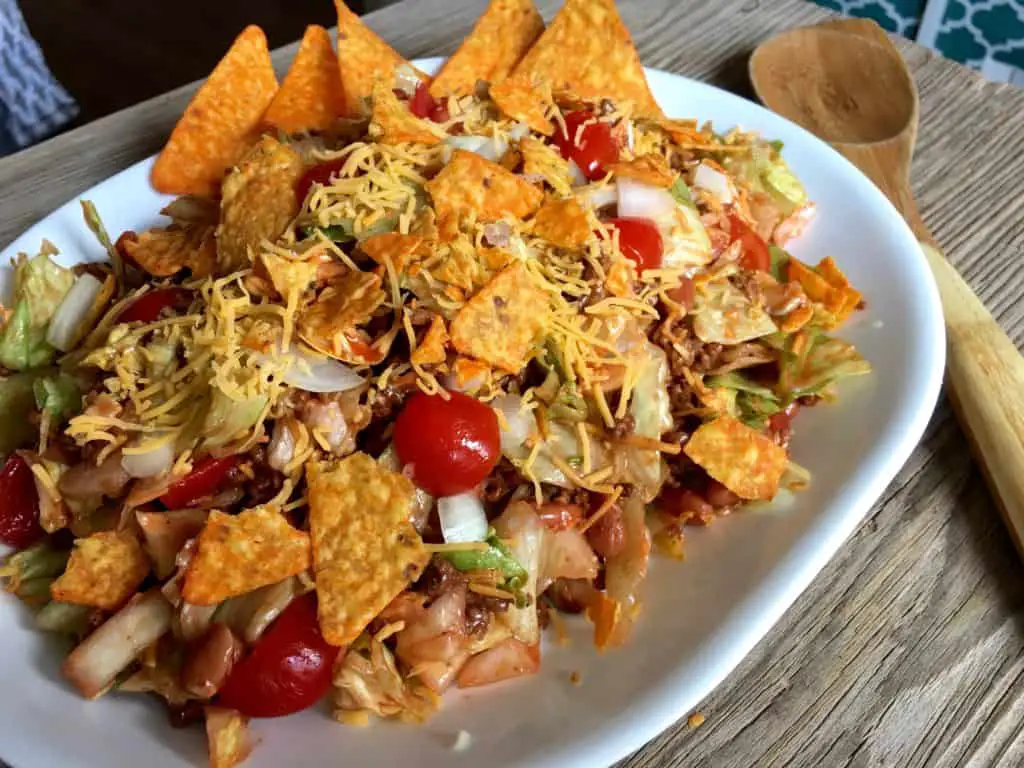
[750,20,1024,554]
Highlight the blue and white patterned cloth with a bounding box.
[0,0,78,156]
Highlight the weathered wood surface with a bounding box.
[1,1,1023,766]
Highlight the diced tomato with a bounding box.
[666,277,695,311]
[159,456,239,509]
[393,391,501,497]
[117,288,192,324]
[728,213,771,272]
[552,111,620,181]
[605,217,663,271]
[295,158,349,205]
[408,82,449,123]
[0,455,43,549]
[216,594,341,718]
[534,502,584,532]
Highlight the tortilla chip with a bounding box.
[431,236,511,293]
[490,76,554,136]
[50,531,149,610]
[307,454,429,646]
[258,252,320,298]
[217,136,304,273]
[205,707,252,768]
[182,505,311,606]
[787,257,861,328]
[122,222,217,278]
[452,357,492,392]
[505,0,660,117]
[151,26,278,197]
[652,118,711,147]
[607,153,676,188]
[429,0,544,99]
[519,136,573,195]
[450,262,549,371]
[334,0,428,115]
[426,149,543,229]
[298,270,386,360]
[369,81,445,146]
[360,233,425,274]
[263,25,347,134]
[683,416,787,501]
[531,196,591,248]
[411,314,449,366]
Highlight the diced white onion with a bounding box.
[577,183,618,211]
[567,159,587,187]
[46,273,103,351]
[442,135,506,164]
[121,439,176,479]
[438,492,489,543]
[616,177,677,219]
[482,221,512,248]
[491,394,534,454]
[393,63,422,97]
[258,344,365,393]
[508,122,531,141]
[692,162,735,205]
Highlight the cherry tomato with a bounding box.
[393,391,500,497]
[605,217,663,271]
[728,213,771,272]
[117,288,191,324]
[552,111,620,181]
[295,158,348,205]
[408,82,449,123]
[159,456,239,509]
[0,455,42,549]
[217,593,341,718]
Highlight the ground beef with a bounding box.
[416,557,466,599]
[240,446,285,506]
[610,413,635,438]
[546,578,595,614]
[465,591,509,637]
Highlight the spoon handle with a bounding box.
[919,241,1024,552]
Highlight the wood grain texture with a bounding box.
[1,1,1023,766]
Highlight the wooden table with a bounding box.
[3,0,1023,765]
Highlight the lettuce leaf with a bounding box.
[33,373,82,420]
[0,250,74,370]
[201,388,268,449]
[706,371,781,428]
[0,371,44,454]
[692,279,777,344]
[669,177,695,210]
[768,245,790,283]
[782,335,870,398]
[625,343,673,499]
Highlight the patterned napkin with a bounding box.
[0,0,78,156]
[816,0,1024,84]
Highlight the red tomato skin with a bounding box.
[408,82,449,123]
[728,213,771,272]
[666,277,695,312]
[295,158,349,204]
[0,455,43,549]
[117,288,191,324]
[552,111,620,181]
[216,594,341,718]
[605,217,664,272]
[159,456,239,509]
[393,391,501,497]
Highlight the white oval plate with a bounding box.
[0,59,944,768]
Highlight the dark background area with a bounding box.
[18,0,367,131]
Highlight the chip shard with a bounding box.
[307,453,429,647]
[683,415,787,500]
[50,530,150,610]
[183,505,311,606]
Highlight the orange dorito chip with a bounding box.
[151,26,278,197]
[360,233,425,274]
[505,0,661,117]
[450,262,549,371]
[307,454,429,646]
[183,505,311,606]
[531,196,591,248]
[429,0,544,99]
[788,257,861,328]
[607,153,676,188]
[683,416,787,501]
[334,0,428,115]
[121,224,216,278]
[411,314,449,366]
[50,531,150,610]
[426,149,543,229]
[490,76,554,136]
[263,25,346,134]
[298,270,386,360]
[217,136,304,273]
[369,81,445,146]
[519,136,572,195]
[205,707,252,768]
